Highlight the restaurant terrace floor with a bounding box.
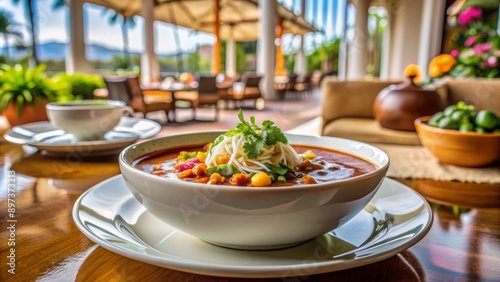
[149,89,322,137]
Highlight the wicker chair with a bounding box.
[103,76,174,122]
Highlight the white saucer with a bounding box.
[73,176,432,278]
[4,117,161,156]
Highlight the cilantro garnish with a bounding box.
[265,162,295,181]
[266,162,295,175]
[209,109,288,159]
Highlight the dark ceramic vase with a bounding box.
[373,76,445,131]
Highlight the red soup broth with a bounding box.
[132,145,377,186]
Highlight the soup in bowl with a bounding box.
[119,112,389,250]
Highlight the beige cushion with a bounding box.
[446,79,500,115]
[322,118,421,145]
[321,80,400,127]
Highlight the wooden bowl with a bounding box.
[415,116,500,167]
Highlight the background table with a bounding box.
[0,142,499,281]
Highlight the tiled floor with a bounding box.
[148,89,322,137]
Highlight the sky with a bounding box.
[0,0,349,55]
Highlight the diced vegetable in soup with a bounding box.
[133,110,376,187]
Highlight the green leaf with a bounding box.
[265,163,288,175]
[16,95,24,118]
[206,164,240,177]
[223,109,289,159]
[237,108,247,124]
[279,162,295,173]
[22,90,32,102]
[266,171,277,181]
[263,121,288,145]
[243,135,263,159]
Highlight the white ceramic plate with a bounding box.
[73,175,432,278]
[4,117,161,155]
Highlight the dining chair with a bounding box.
[174,75,220,121]
[238,74,262,108]
[103,76,174,122]
[274,73,297,100]
[294,74,313,97]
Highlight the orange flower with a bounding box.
[403,64,421,82]
[428,54,456,77]
[428,63,441,77]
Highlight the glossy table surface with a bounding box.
[0,142,499,281]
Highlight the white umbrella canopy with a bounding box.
[86,0,318,41]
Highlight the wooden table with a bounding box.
[144,81,230,122]
[1,142,499,281]
[142,82,198,122]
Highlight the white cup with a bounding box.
[46,100,134,141]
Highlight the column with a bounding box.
[294,0,307,75]
[387,0,423,79]
[257,0,277,99]
[379,0,396,80]
[225,26,236,77]
[66,0,88,74]
[418,0,445,80]
[294,36,307,75]
[338,0,349,80]
[347,0,369,80]
[141,0,159,85]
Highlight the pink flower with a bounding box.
[484,56,498,68]
[458,7,482,25]
[473,43,492,56]
[450,49,459,58]
[464,36,476,47]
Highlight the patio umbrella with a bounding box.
[85,0,317,74]
[85,0,318,41]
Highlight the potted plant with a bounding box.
[0,64,71,126]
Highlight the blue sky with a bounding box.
[0,0,348,55]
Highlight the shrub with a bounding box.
[53,72,105,100]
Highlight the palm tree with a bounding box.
[106,9,136,69]
[11,0,39,65]
[0,9,24,58]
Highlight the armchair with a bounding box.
[320,78,500,145]
[321,79,420,145]
[103,76,174,122]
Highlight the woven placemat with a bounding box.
[373,143,500,184]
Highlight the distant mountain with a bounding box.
[38,42,66,61]
[0,42,192,62]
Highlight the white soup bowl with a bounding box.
[119,132,389,250]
